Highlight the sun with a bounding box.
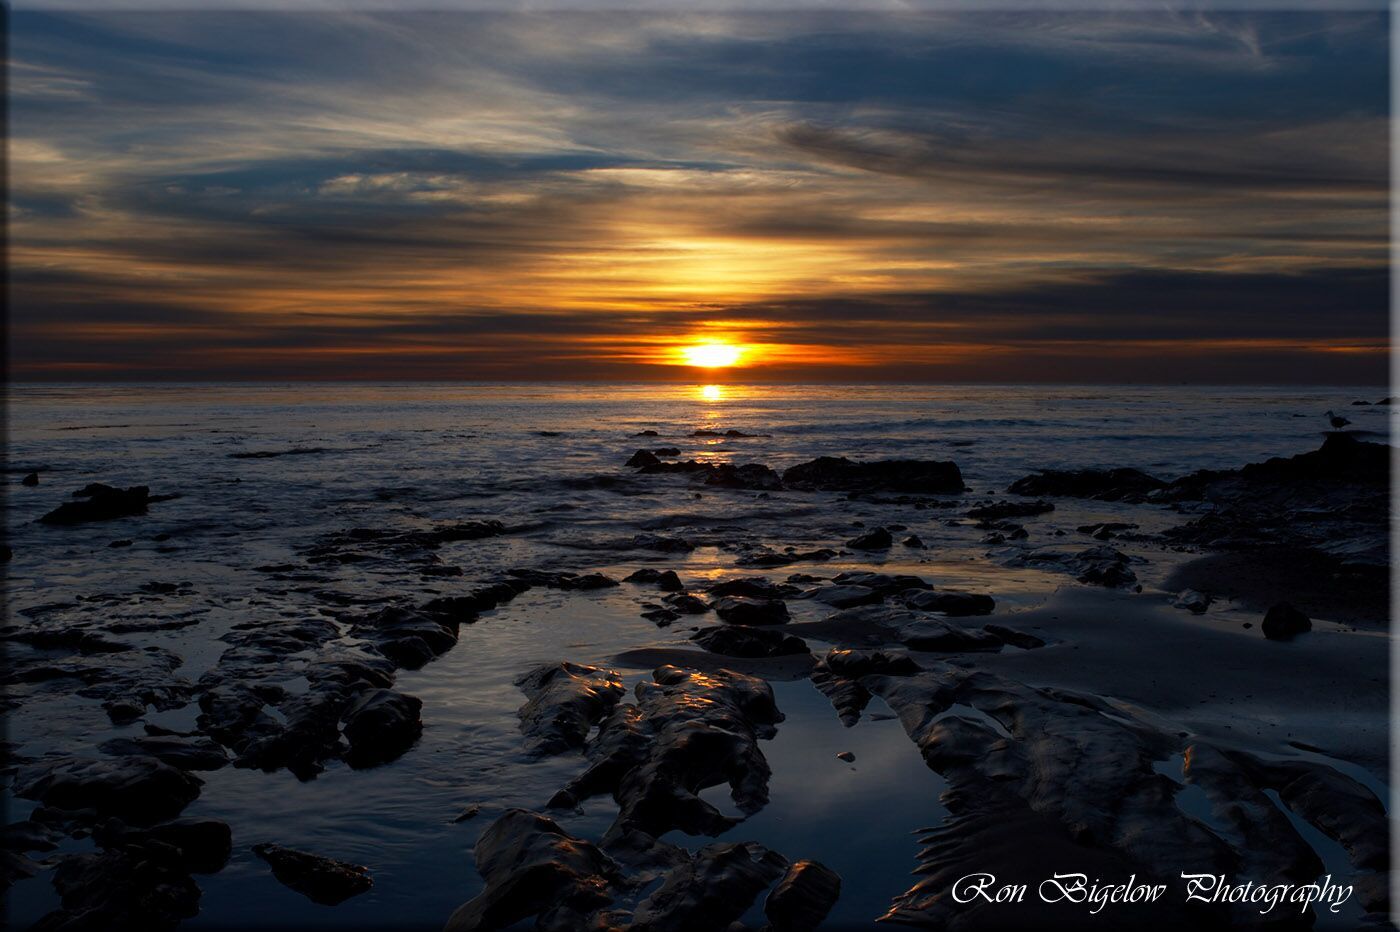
[681,342,743,368]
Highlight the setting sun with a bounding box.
[681,342,743,368]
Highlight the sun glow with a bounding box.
[681,342,743,368]
[700,384,724,401]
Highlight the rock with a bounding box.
[40,847,201,929]
[549,665,782,840]
[353,605,458,669]
[653,447,681,456]
[705,463,783,490]
[341,689,423,767]
[709,577,796,599]
[765,860,842,932]
[627,449,662,468]
[1007,468,1167,502]
[630,841,789,931]
[626,568,684,591]
[1261,602,1311,640]
[811,585,882,609]
[21,472,39,487]
[252,843,372,906]
[1078,522,1139,540]
[14,756,202,825]
[93,817,233,873]
[903,589,995,616]
[39,485,154,525]
[734,547,837,568]
[829,571,931,596]
[966,500,1054,520]
[109,539,133,548]
[902,534,925,548]
[516,662,625,755]
[898,619,1004,652]
[982,624,1045,649]
[1173,589,1212,614]
[782,456,964,493]
[1008,545,1139,589]
[691,625,809,658]
[450,805,480,824]
[845,527,892,550]
[663,592,711,614]
[635,429,660,436]
[98,735,228,771]
[642,608,680,625]
[835,751,855,763]
[714,596,790,626]
[444,809,621,932]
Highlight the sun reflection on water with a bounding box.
[700,384,724,402]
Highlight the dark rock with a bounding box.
[902,534,925,548]
[93,817,233,873]
[903,589,995,617]
[782,456,964,493]
[636,429,660,436]
[627,449,662,468]
[98,736,228,771]
[846,527,892,550]
[14,756,202,825]
[39,485,154,525]
[734,547,837,568]
[710,578,794,600]
[653,447,681,456]
[830,571,931,596]
[967,500,1054,520]
[1007,467,1167,502]
[663,592,711,614]
[834,752,855,763]
[765,860,842,932]
[1078,522,1138,540]
[341,689,423,767]
[983,624,1045,649]
[642,608,680,625]
[1173,589,1212,614]
[691,625,809,658]
[450,805,480,824]
[549,665,782,840]
[109,539,133,548]
[22,472,39,486]
[626,568,684,591]
[714,596,790,626]
[898,619,1004,652]
[444,809,621,932]
[516,662,625,755]
[252,843,372,905]
[811,585,882,609]
[1261,602,1311,640]
[40,847,201,930]
[704,463,783,491]
[631,841,788,931]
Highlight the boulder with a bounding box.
[516,662,625,755]
[782,457,964,493]
[714,597,790,626]
[765,860,842,932]
[39,485,154,525]
[252,843,372,906]
[967,500,1054,520]
[98,736,228,772]
[846,527,892,550]
[811,585,882,609]
[13,756,202,825]
[627,449,662,468]
[691,625,809,658]
[341,689,423,767]
[1007,468,1166,502]
[1261,603,1311,640]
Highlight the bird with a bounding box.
[1325,410,1351,430]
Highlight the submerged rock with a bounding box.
[810,585,882,609]
[98,735,228,772]
[966,500,1054,520]
[252,843,372,906]
[691,625,809,658]
[626,568,684,591]
[1007,467,1167,502]
[782,457,964,493]
[39,846,202,930]
[902,589,995,617]
[39,485,156,525]
[627,449,662,468]
[714,596,790,626]
[630,841,788,931]
[1173,589,1212,614]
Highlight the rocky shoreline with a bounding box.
[2,428,1390,930]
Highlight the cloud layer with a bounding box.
[9,11,1389,382]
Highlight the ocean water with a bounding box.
[3,382,1390,930]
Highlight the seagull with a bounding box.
[1325,410,1351,430]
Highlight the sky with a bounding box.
[8,10,1390,382]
